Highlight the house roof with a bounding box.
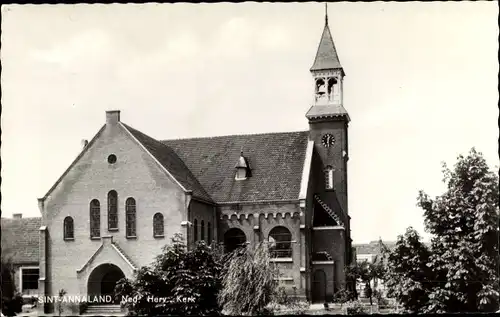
[121,123,214,203]
[162,131,310,203]
[310,20,343,72]
[353,241,396,255]
[1,217,41,264]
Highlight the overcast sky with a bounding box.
[1,2,498,243]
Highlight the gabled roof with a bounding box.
[310,20,343,72]
[121,123,213,203]
[1,217,41,264]
[162,131,309,203]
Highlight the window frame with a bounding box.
[193,219,198,242]
[63,216,74,241]
[324,166,334,190]
[107,190,119,231]
[19,266,39,293]
[268,226,293,259]
[153,213,164,238]
[207,222,211,244]
[125,197,137,238]
[90,199,101,239]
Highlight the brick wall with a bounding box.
[40,120,188,300]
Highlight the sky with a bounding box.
[1,2,498,244]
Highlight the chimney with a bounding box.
[106,110,121,125]
[81,139,88,150]
[13,213,22,219]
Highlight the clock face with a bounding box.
[321,134,335,147]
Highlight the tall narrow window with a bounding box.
[201,220,205,242]
[125,198,136,238]
[90,199,100,238]
[325,166,334,190]
[153,213,164,237]
[108,190,118,230]
[207,222,212,244]
[64,216,74,240]
[194,219,198,242]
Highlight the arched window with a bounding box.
[327,77,338,99]
[325,166,334,190]
[153,213,164,238]
[125,198,136,238]
[224,228,247,253]
[90,199,100,239]
[201,220,205,242]
[193,219,198,242]
[207,222,212,244]
[108,190,118,230]
[64,217,74,240]
[268,226,292,258]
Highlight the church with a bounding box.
[4,9,354,315]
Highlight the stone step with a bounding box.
[85,304,122,313]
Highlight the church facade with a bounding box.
[34,14,353,313]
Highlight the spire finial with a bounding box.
[325,2,328,25]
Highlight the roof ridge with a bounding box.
[161,130,309,142]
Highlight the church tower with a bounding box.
[306,4,352,268]
[307,5,350,212]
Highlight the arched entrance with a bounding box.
[87,264,125,303]
[223,228,247,253]
[312,269,326,303]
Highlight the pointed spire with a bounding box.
[310,4,343,72]
[325,2,328,26]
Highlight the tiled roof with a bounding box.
[121,123,213,203]
[310,22,343,72]
[1,217,41,264]
[162,131,310,203]
[306,105,350,122]
[353,241,396,255]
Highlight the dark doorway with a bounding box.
[312,269,327,303]
[88,263,125,304]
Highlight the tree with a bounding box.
[345,258,385,306]
[1,257,23,316]
[417,148,499,313]
[217,242,278,315]
[385,148,499,313]
[384,227,434,313]
[115,233,223,316]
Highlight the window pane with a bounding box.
[22,268,39,290]
[90,200,100,238]
[108,191,118,229]
[126,198,136,237]
[153,213,164,237]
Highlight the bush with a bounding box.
[115,233,223,316]
[1,293,23,317]
[333,288,353,307]
[345,300,368,315]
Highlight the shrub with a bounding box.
[1,293,23,317]
[115,233,223,316]
[345,300,368,315]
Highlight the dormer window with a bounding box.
[235,151,251,180]
[325,165,334,190]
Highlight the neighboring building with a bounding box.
[1,214,41,301]
[353,240,396,298]
[4,10,356,314]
